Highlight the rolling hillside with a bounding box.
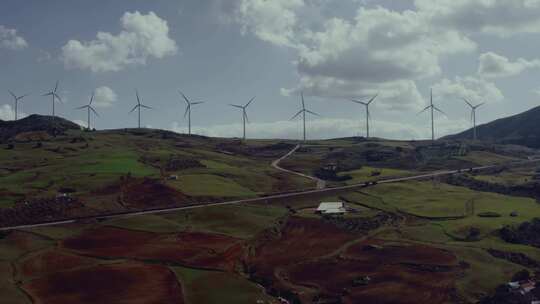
[0,114,81,142]
[445,106,540,148]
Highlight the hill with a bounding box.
[445,106,540,148]
[0,114,81,142]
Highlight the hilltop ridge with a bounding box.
[0,114,81,142]
[445,106,540,148]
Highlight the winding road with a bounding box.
[1,146,539,231]
[271,144,326,189]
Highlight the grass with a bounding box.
[171,266,273,304]
[169,174,257,197]
[455,151,518,166]
[161,203,288,239]
[339,166,412,184]
[107,214,184,233]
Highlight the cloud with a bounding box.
[92,86,117,108]
[416,0,540,36]
[235,0,305,47]
[0,104,27,121]
[61,11,178,72]
[478,52,540,78]
[0,25,28,50]
[234,1,476,111]
[432,76,504,104]
[282,77,425,111]
[171,116,468,140]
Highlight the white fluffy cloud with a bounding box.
[0,25,27,50]
[235,1,477,111]
[432,76,504,104]
[0,104,27,121]
[478,52,540,78]
[92,86,117,108]
[416,0,540,36]
[235,0,304,47]
[61,11,178,72]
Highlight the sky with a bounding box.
[1,0,540,140]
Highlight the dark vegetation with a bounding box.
[446,105,540,148]
[500,218,540,247]
[0,114,80,142]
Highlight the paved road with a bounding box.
[2,154,539,231]
[271,144,326,189]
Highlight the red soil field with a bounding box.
[245,217,461,303]
[23,262,184,304]
[286,240,461,303]
[62,226,243,270]
[246,216,357,296]
[19,249,98,278]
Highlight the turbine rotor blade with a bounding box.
[417,105,431,115]
[53,93,62,103]
[54,81,59,93]
[8,90,16,99]
[462,97,473,108]
[140,104,152,110]
[245,96,255,107]
[351,99,368,105]
[190,101,204,105]
[75,105,88,110]
[366,93,378,105]
[42,92,53,97]
[433,106,446,115]
[305,109,320,117]
[475,102,485,109]
[244,111,250,123]
[229,104,243,109]
[301,92,305,109]
[290,109,303,120]
[183,105,190,118]
[179,91,190,105]
[89,93,94,105]
[90,106,99,117]
[129,105,139,113]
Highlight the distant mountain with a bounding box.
[0,114,81,142]
[445,106,540,148]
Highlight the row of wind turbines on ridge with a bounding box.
[8,81,485,141]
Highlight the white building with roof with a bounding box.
[316,202,346,215]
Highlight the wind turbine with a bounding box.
[8,90,29,120]
[129,90,152,129]
[229,96,255,140]
[418,89,445,142]
[179,91,203,135]
[462,98,485,141]
[291,92,320,141]
[42,81,62,117]
[76,92,99,130]
[351,94,378,138]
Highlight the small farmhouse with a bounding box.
[316,202,346,215]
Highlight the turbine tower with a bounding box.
[76,92,99,130]
[229,96,255,140]
[291,92,320,141]
[179,91,203,135]
[462,98,485,141]
[418,89,445,142]
[42,81,62,117]
[8,90,29,120]
[351,94,378,138]
[129,90,152,129]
